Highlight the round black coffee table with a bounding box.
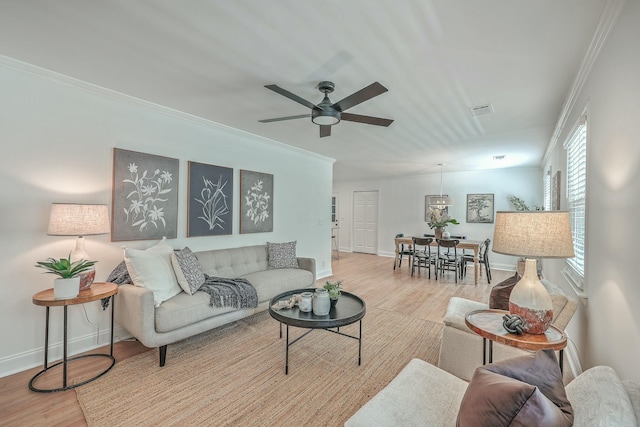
[269,288,366,374]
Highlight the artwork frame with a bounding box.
[187,161,233,237]
[111,148,179,241]
[240,170,273,234]
[466,193,494,224]
[552,171,561,210]
[425,195,449,221]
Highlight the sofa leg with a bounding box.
[159,345,167,367]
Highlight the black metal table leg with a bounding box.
[482,337,486,365]
[44,306,50,370]
[63,305,68,389]
[358,319,362,365]
[285,324,289,375]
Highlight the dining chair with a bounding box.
[411,237,435,279]
[462,238,492,283]
[394,233,413,270]
[436,239,463,283]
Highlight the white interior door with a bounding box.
[353,191,378,254]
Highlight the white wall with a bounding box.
[333,167,543,270]
[0,58,334,377]
[542,0,640,383]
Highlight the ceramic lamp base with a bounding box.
[508,258,553,334]
[79,268,96,291]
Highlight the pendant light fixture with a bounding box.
[428,163,454,208]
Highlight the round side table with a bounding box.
[29,282,118,393]
[465,309,567,371]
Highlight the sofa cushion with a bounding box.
[566,366,637,426]
[489,273,520,310]
[244,268,314,303]
[154,291,237,332]
[196,245,269,278]
[171,247,205,295]
[457,350,573,426]
[124,238,182,307]
[267,241,299,269]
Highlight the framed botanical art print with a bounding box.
[240,170,273,233]
[466,193,494,223]
[187,161,233,237]
[111,148,179,241]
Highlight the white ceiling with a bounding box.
[0,0,606,181]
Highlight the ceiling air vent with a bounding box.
[468,103,494,117]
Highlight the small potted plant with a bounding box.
[324,280,342,308]
[426,207,459,239]
[35,254,97,299]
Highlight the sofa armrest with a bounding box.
[115,284,157,347]
[566,366,638,426]
[623,379,640,425]
[297,257,316,282]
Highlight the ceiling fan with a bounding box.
[259,81,393,137]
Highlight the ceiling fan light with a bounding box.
[312,109,341,126]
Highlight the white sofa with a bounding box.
[345,358,640,426]
[437,278,578,381]
[115,244,315,366]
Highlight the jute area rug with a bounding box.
[76,307,443,426]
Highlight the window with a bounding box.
[563,117,587,289]
[543,169,552,211]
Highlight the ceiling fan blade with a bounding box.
[320,125,332,138]
[332,82,388,112]
[258,114,310,123]
[264,85,317,110]
[341,112,394,127]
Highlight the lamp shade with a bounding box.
[492,211,575,259]
[47,203,110,236]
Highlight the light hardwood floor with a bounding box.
[0,252,507,426]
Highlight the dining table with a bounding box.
[394,236,482,285]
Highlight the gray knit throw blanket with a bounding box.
[200,275,258,309]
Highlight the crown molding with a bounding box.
[542,0,627,166]
[0,55,335,164]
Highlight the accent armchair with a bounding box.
[437,278,578,381]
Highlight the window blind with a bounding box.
[543,169,552,211]
[564,121,587,285]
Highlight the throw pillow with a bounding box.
[457,350,573,427]
[171,247,206,295]
[124,238,182,307]
[489,272,520,310]
[267,241,299,269]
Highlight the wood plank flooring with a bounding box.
[0,252,507,426]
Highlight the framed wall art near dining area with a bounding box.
[466,193,494,223]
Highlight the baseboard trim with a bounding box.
[0,325,129,378]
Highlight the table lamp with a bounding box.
[492,211,575,334]
[47,203,110,290]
